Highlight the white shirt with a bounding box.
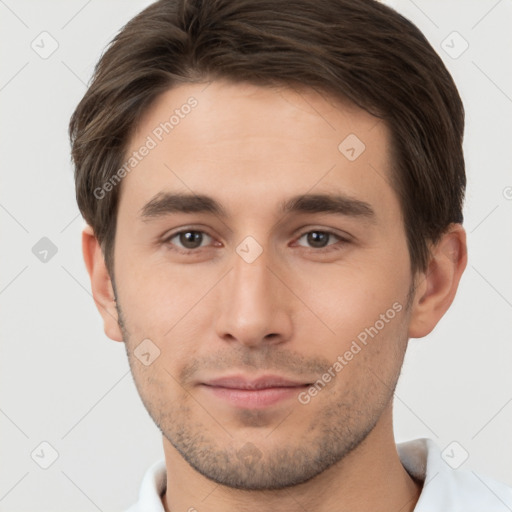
[125,438,512,511]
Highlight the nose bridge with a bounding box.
[230,243,276,320]
[215,240,292,346]
[232,245,271,304]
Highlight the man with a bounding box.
[69,0,511,510]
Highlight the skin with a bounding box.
[83,80,467,512]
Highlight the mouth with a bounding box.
[200,375,312,409]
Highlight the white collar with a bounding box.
[398,438,512,511]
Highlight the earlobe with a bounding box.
[82,225,124,342]
[408,224,468,339]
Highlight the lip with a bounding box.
[203,375,309,389]
[200,374,311,409]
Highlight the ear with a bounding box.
[82,225,124,342]
[408,223,468,338]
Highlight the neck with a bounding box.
[160,407,422,512]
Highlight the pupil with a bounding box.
[308,231,328,248]
[180,231,202,249]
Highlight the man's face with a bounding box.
[113,81,415,489]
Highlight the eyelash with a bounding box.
[161,228,350,255]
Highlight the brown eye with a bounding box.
[167,230,213,250]
[296,230,342,249]
[180,231,204,249]
[307,231,329,248]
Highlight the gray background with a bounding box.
[0,0,511,510]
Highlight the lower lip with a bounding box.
[201,385,308,408]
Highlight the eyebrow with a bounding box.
[140,191,376,223]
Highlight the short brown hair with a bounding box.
[69,0,465,276]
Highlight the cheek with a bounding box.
[290,254,409,349]
[114,246,221,336]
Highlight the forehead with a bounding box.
[120,80,400,226]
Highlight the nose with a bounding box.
[215,245,293,348]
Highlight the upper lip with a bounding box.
[202,375,310,390]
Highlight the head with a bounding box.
[72,0,467,490]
